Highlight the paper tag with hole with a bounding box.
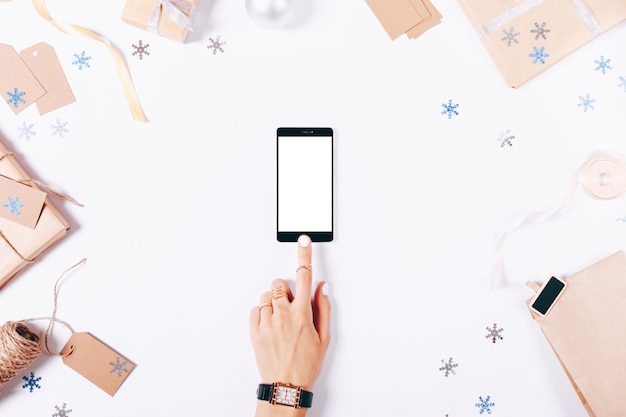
[0,174,47,228]
[60,332,136,396]
[20,42,75,115]
[0,43,46,114]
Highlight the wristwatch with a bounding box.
[257,382,313,408]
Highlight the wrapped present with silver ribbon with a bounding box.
[122,0,198,43]
[458,0,626,87]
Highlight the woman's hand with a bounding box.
[250,235,331,416]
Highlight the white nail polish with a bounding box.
[322,283,329,296]
[298,235,311,248]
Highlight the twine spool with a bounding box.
[0,321,42,389]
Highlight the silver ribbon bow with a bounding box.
[479,0,601,39]
[147,0,197,34]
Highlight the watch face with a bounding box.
[275,385,297,406]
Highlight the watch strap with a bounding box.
[256,383,313,408]
[257,383,273,401]
[299,388,313,408]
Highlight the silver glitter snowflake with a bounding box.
[207,36,226,55]
[17,121,36,140]
[497,129,515,147]
[53,403,72,417]
[501,27,520,46]
[530,22,550,40]
[439,357,458,377]
[110,357,129,377]
[485,323,504,343]
[132,40,150,60]
[51,119,69,138]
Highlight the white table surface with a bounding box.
[0,0,625,415]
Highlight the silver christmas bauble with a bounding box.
[245,0,296,28]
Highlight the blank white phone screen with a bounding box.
[278,135,332,233]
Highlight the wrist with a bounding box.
[255,383,313,416]
[255,401,308,417]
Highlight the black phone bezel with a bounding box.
[276,127,334,242]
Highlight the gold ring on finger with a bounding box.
[271,287,288,300]
[296,265,312,273]
[258,302,273,312]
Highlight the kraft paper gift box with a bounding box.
[0,139,70,289]
[458,0,626,87]
[526,251,626,417]
[121,0,198,43]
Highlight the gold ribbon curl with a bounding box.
[31,0,148,122]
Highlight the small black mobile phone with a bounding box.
[277,127,333,242]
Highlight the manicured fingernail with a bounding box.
[322,283,329,296]
[298,235,311,248]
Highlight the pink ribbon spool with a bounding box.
[581,157,626,200]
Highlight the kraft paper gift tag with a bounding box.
[0,174,47,229]
[526,251,626,417]
[0,44,46,115]
[19,42,76,115]
[61,332,136,397]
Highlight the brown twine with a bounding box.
[0,258,86,390]
[0,230,36,262]
[0,321,42,389]
[0,151,83,207]
[18,179,84,207]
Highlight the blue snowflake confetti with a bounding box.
[439,357,458,377]
[72,51,91,70]
[53,403,72,417]
[578,93,596,112]
[51,119,69,138]
[207,36,226,55]
[475,396,495,414]
[4,196,24,216]
[617,216,626,223]
[17,121,36,140]
[529,46,549,64]
[6,87,26,108]
[110,357,129,377]
[501,27,520,46]
[441,100,459,119]
[617,76,626,92]
[22,372,42,392]
[530,22,550,40]
[594,55,612,74]
[485,323,504,343]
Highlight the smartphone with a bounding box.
[530,276,567,316]
[277,127,333,242]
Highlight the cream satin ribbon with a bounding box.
[490,151,626,289]
[147,0,196,35]
[479,0,601,38]
[30,0,147,122]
